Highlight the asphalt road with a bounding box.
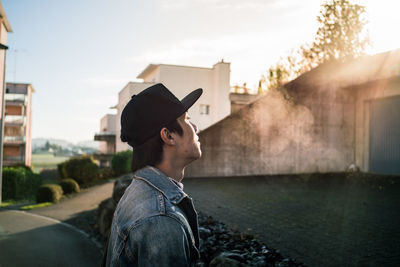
[0,209,102,267]
[184,174,400,267]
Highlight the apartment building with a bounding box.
[3,83,34,166]
[114,61,231,152]
[94,114,116,167]
[0,1,13,204]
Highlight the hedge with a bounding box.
[57,156,98,185]
[36,184,63,203]
[111,150,132,176]
[59,178,80,194]
[2,167,42,200]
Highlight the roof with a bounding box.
[0,2,12,32]
[136,63,213,79]
[6,82,35,93]
[285,49,400,92]
[136,64,159,79]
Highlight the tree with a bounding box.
[305,0,369,67]
[264,0,369,91]
[263,49,305,91]
[44,140,50,150]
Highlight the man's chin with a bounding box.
[188,150,202,163]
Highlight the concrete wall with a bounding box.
[186,84,355,177]
[99,114,116,153]
[0,19,8,120]
[186,52,400,177]
[24,85,33,166]
[100,114,116,133]
[229,93,260,113]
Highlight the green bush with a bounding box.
[40,168,60,181]
[2,167,42,200]
[111,150,132,176]
[59,179,80,194]
[36,184,63,203]
[57,156,98,186]
[57,161,68,179]
[99,167,114,179]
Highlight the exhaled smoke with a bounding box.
[248,89,314,155]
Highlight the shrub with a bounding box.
[36,184,63,203]
[2,167,42,200]
[59,179,80,194]
[8,163,33,173]
[57,161,68,179]
[57,156,98,186]
[98,167,114,180]
[40,168,60,181]
[111,150,132,176]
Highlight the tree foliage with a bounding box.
[264,0,369,91]
[111,150,133,176]
[306,0,369,67]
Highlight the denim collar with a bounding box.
[133,166,187,204]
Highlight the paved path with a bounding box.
[0,180,114,267]
[0,210,102,267]
[3,174,399,267]
[30,181,114,221]
[183,175,400,267]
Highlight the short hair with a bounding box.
[131,119,183,173]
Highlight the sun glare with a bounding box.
[363,0,400,53]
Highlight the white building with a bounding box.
[94,114,117,167]
[96,114,117,153]
[115,61,231,152]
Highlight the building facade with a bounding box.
[0,1,13,204]
[3,83,34,167]
[114,61,231,152]
[186,50,400,177]
[0,3,11,118]
[94,114,116,167]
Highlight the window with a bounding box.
[200,104,210,115]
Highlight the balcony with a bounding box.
[5,93,28,105]
[4,115,26,126]
[94,131,115,142]
[3,155,25,166]
[93,153,114,168]
[4,136,26,144]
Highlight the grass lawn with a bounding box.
[31,153,70,173]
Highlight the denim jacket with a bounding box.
[105,166,200,267]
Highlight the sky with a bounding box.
[2,0,400,144]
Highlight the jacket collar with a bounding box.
[133,166,187,204]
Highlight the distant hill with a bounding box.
[76,140,99,149]
[32,138,74,150]
[32,138,99,154]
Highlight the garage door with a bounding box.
[369,96,400,174]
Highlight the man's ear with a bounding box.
[160,127,175,146]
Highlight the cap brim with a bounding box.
[181,88,203,111]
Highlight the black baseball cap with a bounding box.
[121,83,202,148]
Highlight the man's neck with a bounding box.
[155,161,185,182]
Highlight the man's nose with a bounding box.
[190,122,198,133]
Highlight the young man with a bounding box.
[105,83,203,267]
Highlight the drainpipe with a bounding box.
[0,43,9,205]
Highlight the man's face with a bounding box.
[174,112,202,163]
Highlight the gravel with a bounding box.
[65,209,304,267]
